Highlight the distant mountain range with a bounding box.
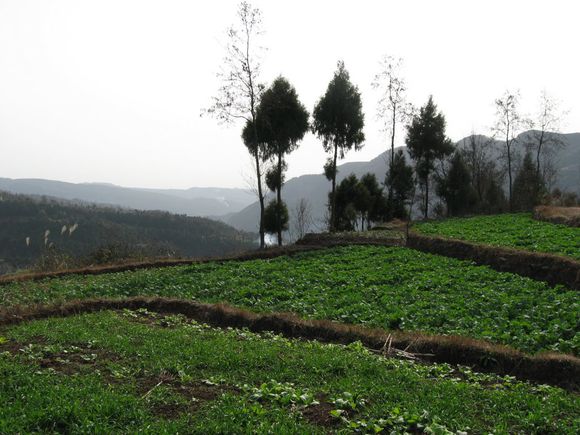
[0,178,255,218]
[1,130,578,235]
[226,131,580,232]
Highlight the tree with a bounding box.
[405,96,454,219]
[371,55,414,196]
[526,90,567,188]
[312,61,365,231]
[386,149,414,219]
[263,200,289,236]
[333,174,360,231]
[291,198,313,241]
[436,152,477,216]
[204,2,267,248]
[513,152,546,211]
[359,173,385,229]
[493,90,527,211]
[458,134,495,204]
[255,77,309,245]
[458,134,506,214]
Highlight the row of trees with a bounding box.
[205,2,367,246]
[206,2,569,246]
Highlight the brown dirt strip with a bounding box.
[1,296,578,391]
[406,232,580,290]
[0,245,328,286]
[296,232,405,248]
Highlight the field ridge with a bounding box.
[2,296,578,390]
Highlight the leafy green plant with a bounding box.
[4,246,578,354]
[415,213,580,260]
[1,311,577,433]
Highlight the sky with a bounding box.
[0,0,578,189]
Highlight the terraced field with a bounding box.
[414,214,580,260]
[2,246,578,355]
[1,310,577,434]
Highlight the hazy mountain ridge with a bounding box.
[1,131,577,235]
[0,178,255,217]
[227,131,580,232]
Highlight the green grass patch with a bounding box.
[2,246,578,355]
[0,310,578,433]
[414,214,580,260]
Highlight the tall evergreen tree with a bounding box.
[312,61,365,231]
[333,174,360,231]
[359,173,385,229]
[405,96,454,219]
[436,152,477,216]
[386,149,414,219]
[255,77,309,245]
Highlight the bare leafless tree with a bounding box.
[203,2,267,248]
[526,90,568,188]
[371,56,414,180]
[459,133,496,202]
[291,198,313,241]
[493,90,528,210]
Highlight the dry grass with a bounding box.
[534,205,580,227]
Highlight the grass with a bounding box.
[414,214,580,260]
[2,246,578,355]
[0,310,578,434]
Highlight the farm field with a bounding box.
[1,310,578,434]
[414,213,580,260]
[2,246,578,355]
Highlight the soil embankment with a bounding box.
[1,296,577,391]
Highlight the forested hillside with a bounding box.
[0,192,255,274]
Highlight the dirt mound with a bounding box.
[1,296,578,391]
[297,231,405,247]
[534,206,580,227]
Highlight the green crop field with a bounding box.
[2,246,578,355]
[414,214,580,260]
[0,310,577,434]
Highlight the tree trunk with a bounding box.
[536,130,545,179]
[507,139,512,212]
[387,106,397,204]
[276,152,283,246]
[330,143,339,232]
[254,151,266,249]
[424,156,430,219]
[424,175,429,219]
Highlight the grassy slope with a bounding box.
[2,246,578,355]
[1,310,578,434]
[414,214,580,260]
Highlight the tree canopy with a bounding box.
[406,96,453,218]
[312,61,365,231]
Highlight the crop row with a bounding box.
[0,310,577,433]
[414,213,580,260]
[2,246,577,355]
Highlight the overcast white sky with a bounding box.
[0,0,578,189]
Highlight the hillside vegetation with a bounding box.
[1,310,577,433]
[3,246,578,355]
[414,213,580,260]
[0,191,255,274]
